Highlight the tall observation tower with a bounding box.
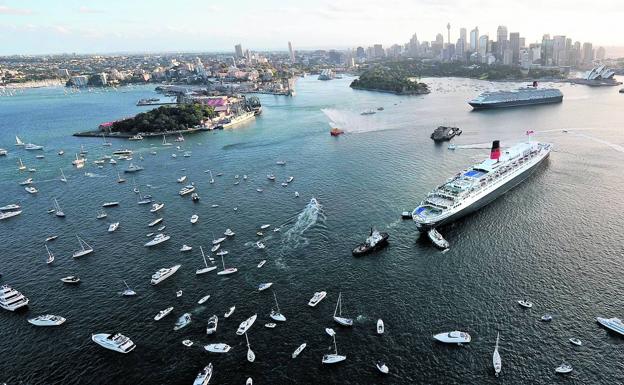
[447,22,451,45]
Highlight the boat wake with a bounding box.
[321,108,404,134]
[84,172,105,178]
[281,197,325,249]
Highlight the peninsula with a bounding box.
[350,65,430,95]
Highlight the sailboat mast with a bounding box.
[200,246,208,267]
[221,254,226,269]
[333,334,338,354]
[273,291,280,312]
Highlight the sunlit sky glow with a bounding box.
[0,0,622,55]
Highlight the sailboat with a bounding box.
[18,158,26,171]
[102,133,112,147]
[137,187,152,205]
[45,244,54,264]
[493,332,502,377]
[59,168,67,183]
[322,328,347,364]
[245,332,256,363]
[217,253,237,275]
[96,208,107,219]
[196,246,217,275]
[270,291,287,322]
[15,135,24,146]
[117,171,126,183]
[121,280,136,296]
[72,235,94,258]
[333,292,353,326]
[53,198,65,217]
[207,170,215,184]
[162,135,172,146]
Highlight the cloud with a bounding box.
[78,6,104,14]
[54,25,70,34]
[0,5,33,15]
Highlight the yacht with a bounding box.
[0,285,29,311]
[72,154,85,169]
[198,295,210,305]
[322,328,346,364]
[196,246,217,275]
[276,160,286,166]
[179,185,195,196]
[206,315,218,334]
[180,244,192,252]
[124,163,143,173]
[255,241,266,249]
[113,149,133,156]
[427,228,449,249]
[333,292,353,326]
[260,224,271,230]
[150,264,181,285]
[493,332,502,377]
[108,222,120,233]
[270,291,287,322]
[190,214,199,224]
[204,343,231,353]
[191,193,200,202]
[224,228,235,237]
[258,282,273,291]
[308,291,327,307]
[352,228,389,256]
[555,363,573,374]
[60,276,80,284]
[0,203,20,211]
[518,300,533,308]
[28,314,66,326]
[150,202,164,213]
[377,319,384,334]
[292,343,307,358]
[72,235,94,258]
[413,140,552,231]
[17,158,27,171]
[25,186,38,194]
[91,333,136,353]
[193,363,213,385]
[24,143,44,150]
[597,317,624,336]
[433,331,472,345]
[245,333,256,363]
[154,307,174,321]
[211,244,220,253]
[19,178,33,185]
[102,201,119,208]
[174,313,192,331]
[236,314,257,335]
[148,217,163,227]
[59,169,68,183]
[45,244,55,264]
[224,306,235,318]
[145,233,171,247]
[45,235,58,242]
[217,253,237,275]
[0,210,22,220]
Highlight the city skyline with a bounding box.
[0,0,623,56]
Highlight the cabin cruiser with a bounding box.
[0,203,20,211]
[286,176,294,183]
[145,233,170,247]
[124,163,143,173]
[257,260,266,268]
[151,265,181,285]
[24,143,44,150]
[108,222,119,232]
[433,331,472,345]
[92,333,136,353]
[258,282,273,291]
[28,314,66,326]
[597,317,624,336]
[204,343,231,353]
[212,237,226,245]
[177,176,187,183]
[265,323,276,328]
[518,300,533,308]
[193,363,213,385]
[236,314,258,335]
[352,228,389,256]
[19,178,33,186]
[308,291,327,307]
[150,202,164,213]
[180,244,192,252]
[224,306,235,318]
[206,315,218,334]
[179,185,195,196]
[154,307,174,321]
[174,313,192,330]
[555,363,573,374]
[541,314,553,322]
[0,285,29,311]
[25,186,38,194]
[292,343,307,358]
[60,276,80,284]
[427,228,449,249]
[0,210,22,220]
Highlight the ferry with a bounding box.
[413,139,551,231]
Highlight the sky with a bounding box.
[0,0,623,56]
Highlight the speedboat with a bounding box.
[206,315,218,334]
[145,233,170,247]
[256,188,263,192]
[177,176,187,183]
[150,265,181,285]
[292,343,307,358]
[308,291,327,307]
[154,307,174,321]
[433,331,471,345]
[157,225,166,232]
[258,282,273,291]
[236,314,257,335]
[287,176,294,183]
[518,300,533,308]
[148,217,163,227]
[0,203,20,211]
[265,323,276,328]
[427,228,449,249]
[174,313,191,330]
[260,224,271,230]
[352,228,389,256]
[401,211,413,219]
[25,186,38,194]
[92,333,136,353]
[190,214,199,224]
[541,314,553,322]
[596,317,624,336]
[224,228,235,237]
[246,378,252,385]
[150,202,164,213]
[198,295,210,304]
[204,343,231,353]
[193,363,213,385]
[255,241,266,249]
[569,338,582,346]
[182,340,193,347]
[19,178,33,185]
[257,260,266,268]
[28,314,66,326]
[24,143,44,150]
[377,319,384,334]
[0,210,22,220]
[108,222,119,232]
[60,276,80,284]
[555,363,573,374]
[376,361,389,374]
[180,244,192,252]
[276,160,286,165]
[176,290,183,297]
[224,306,235,318]
[102,201,119,208]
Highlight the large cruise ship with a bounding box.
[469,86,563,109]
[412,139,551,231]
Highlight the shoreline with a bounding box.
[73,126,212,139]
[350,85,430,95]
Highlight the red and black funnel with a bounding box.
[490,140,501,161]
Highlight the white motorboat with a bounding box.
[206,315,218,334]
[91,333,136,353]
[45,244,55,264]
[255,241,266,249]
[19,177,33,186]
[287,176,294,183]
[246,378,252,385]
[257,260,266,268]
[0,203,20,211]
[191,193,200,201]
[265,322,276,328]
[97,209,108,219]
[204,343,231,353]
[150,202,164,213]
[145,233,170,247]
[224,228,235,237]
[333,292,353,326]
[124,163,143,173]
[196,246,217,275]
[217,254,237,276]
[260,224,271,230]
[212,237,226,245]
[210,244,220,253]
[72,235,94,258]
[120,280,136,296]
[281,182,288,187]
[224,306,235,318]
[292,343,307,358]
[179,186,195,196]
[433,331,472,345]
[258,282,273,291]
[493,332,502,377]
[376,362,389,374]
[60,276,80,284]
[25,186,38,194]
[0,210,22,220]
[154,307,174,321]
[24,143,43,151]
[180,244,192,252]
[28,314,66,326]
[236,314,257,335]
[267,174,276,181]
[245,333,256,362]
[295,191,299,197]
[270,291,287,322]
[596,317,624,336]
[322,329,346,364]
[182,340,193,347]
[0,285,29,311]
[102,201,119,208]
[150,264,181,285]
[0,148,6,156]
[541,314,553,322]
[555,363,573,374]
[377,319,384,334]
[518,300,533,308]
[190,214,199,224]
[308,291,327,307]
[177,176,187,183]
[273,227,281,232]
[148,217,163,227]
[174,313,192,331]
[176,290,183,297]
[108,222,119,233]
[427,228,449,249]
[198,295,210,304]
[193,363,213,385]
[256,188,263,193]
[569,338,582,346]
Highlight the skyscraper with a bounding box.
[459,28,467,52]
[288,41,295,63]
[408,33,420,57]
[478,35,488,59]
[509,32,520,65]
[496,25,508,60]
[596,46,606,60]
[446,22,451,46]
[552,35,566,66]
[582,42,594,64]
[470,27,479,51]
[234,44,243,58]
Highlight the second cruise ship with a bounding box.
[469,84,563,109]
[412,138,551,230]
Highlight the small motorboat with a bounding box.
[427,228,449,249]
[541,314,553,322]
[292,343,307,358]
[555,363,573,374]
[236,314,257,335]
[182,339,193,347]
[193,363,213,385]
[448,144,457,150]
[224,228,235,237]
[433,331,471,345]
[246,378,252,385]
[157,225,166,232]
[260,224,271,230]
[204,343,231,353]
[256,231,263,237]
[330,127,344,136]
[176,290,183,298]
[108,222,120,233]
[295,191,299,197]
[265,323,276,328]
[45,235,58,242]
[255,241,266,249]
[267,174,276,181]
[211,204,219,208]
[174,313,191,331]
[212,237,226,245]
[224,306,235,318]
[154,307,174,321]
[376,361,389,374]
[177,176,187,183]
[150,202,164,213]
[518,300,533,308]
[198,295,210,304]
[60,276,80,284]
[377,319,384,334]
[569,338,582,346]
[191,193,200,202]
[180,244,192,252]
[257,260,266,268]
[206,315,218,334]
[216,250,228,256]
[256,188,263,193]
[25,186,38,194]
[258,282,273,291]
[352,228,389,256]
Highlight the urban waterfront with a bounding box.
[1,76,624,384]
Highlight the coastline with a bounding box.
[73,126,212,139]
[350,85,430,95]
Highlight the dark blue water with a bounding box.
[1,77,624,384]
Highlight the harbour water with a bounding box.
[1,76,624,384]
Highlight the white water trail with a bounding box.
[573,132,624,154]
[321,108,405,134]
[281,197,325,249]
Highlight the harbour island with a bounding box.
[349,65,430,95]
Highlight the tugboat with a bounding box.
[431,126,462,142]
[352,228,389,256]
[427,228,449,249]
[330,127,344,136]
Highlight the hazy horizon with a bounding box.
[1,0,623,57]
